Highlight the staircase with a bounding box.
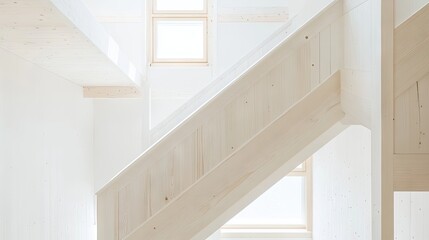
[97,1,346,239]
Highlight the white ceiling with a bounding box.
[81,0,146,18]
[81,0,306,19]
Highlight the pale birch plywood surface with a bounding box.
[394,3,429,154]
[0,0,141,86]
[96,2,344,239]
[125,72,344,240]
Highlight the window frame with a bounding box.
[220,158,313,238]
[152,0,208,14]
[148,0,210,66]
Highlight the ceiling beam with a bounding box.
[83,86,142,98]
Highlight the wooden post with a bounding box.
[371,0,394,239]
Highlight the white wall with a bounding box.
[215,22,282,76]
[0,49,95,239]
[149,67,213,128]
[82,0,146,74]
[80,0,151,191]
[395,192,429,239]
[102,22,146,74]
[312,125,372,240]
[93,98,149,191]
[151,0,308,128]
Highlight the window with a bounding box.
[221,159,313,238]
[149,0,209,65]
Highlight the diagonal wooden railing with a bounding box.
[97,1,344,239]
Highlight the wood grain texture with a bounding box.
[394,3,429,63]
[394,154,429,191]
[320,25,332,82]
[395,70,429,153]
[381,0,395,239]
[83,86,142,98]
[125,72,344,240]
[96,2,344,239]
[394,0,429,27]
[150,1,343,143]
[394,37,429,98]
[370,0,395,239]
[394,1,429,154]
[0,0,141,86]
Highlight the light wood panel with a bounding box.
[392,3,429,240]
[124,72,344,240]
[0,0,141,86]
[394,37,429,98]
[395,76,429,153]
[97,2,344,239]
[394,78,429,153]
[150,1,344,143]
[370,0,395,239]
[83,86,142,98]
[118,172,150,240]
[394,0,429,27]
[394,84,421,153]
[394,154,429,191]
[381,0,395,238]
[394,3,429,63]
[320,25,332,81]
[394,3,429,98]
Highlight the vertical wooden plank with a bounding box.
[418,78,429,152]
[394,83,421,153]
[254,63,287,129]
[298,37,312,93]
[224,86,256,156]
[201,112,227,173]
[310,33,320,89]
[320,25,332,82]
[149,158,167,216]
[330,19,343,74]
[267,64,288,120]
[167,130,201,200]
[381,0,395,239]
[282,51,304,107]
[371,0,394,239]
[253,74,272,131]
[97,190,118,240]
[149,129,202,217]
[118,173,150,240]
[195,127,205,179]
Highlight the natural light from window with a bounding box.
[150,0,208,64]
[155,20,205,60]
[222,160,312,239]
[226,176,306,226]
[155,0,205,12]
